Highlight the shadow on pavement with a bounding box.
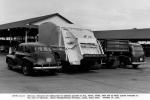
[9,68,58,77]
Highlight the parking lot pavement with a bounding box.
[0,54,150,93]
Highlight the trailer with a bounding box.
[38,22,105,70]
[100,40,145,68]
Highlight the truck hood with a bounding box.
[132,51,144,57]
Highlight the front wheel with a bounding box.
[6,58,13,70]
[106,59,117,69]
[7,64,13,70]
[132,65,138,69]
[22,63,33,76]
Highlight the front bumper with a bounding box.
[83,54,106,58]
[33,66,62,70]
[132,62,146,65]
[131,57,146,65]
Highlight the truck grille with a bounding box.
[132,57,144,62]
[34,63,58,67]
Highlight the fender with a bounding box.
[6,54,16,60]
[6,54,17,66]
[23,57,35,64]
[53,50,66,61]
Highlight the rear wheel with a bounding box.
[61,61,70,72]
[80,60,91,71]
[119,61,126,68]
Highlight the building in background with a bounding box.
[0,13,73,52]
[0,13,150,56]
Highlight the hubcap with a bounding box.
[23,66,28,75]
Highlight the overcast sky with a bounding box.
[1,0,150,30]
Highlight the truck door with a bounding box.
[61,28,82,65]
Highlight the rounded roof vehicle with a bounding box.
[6,42,61,76]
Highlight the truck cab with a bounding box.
[129,43,145,68]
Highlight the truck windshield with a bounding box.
[132,45,144,57]
[80,43,100,54]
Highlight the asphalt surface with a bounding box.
[0,54,150,93]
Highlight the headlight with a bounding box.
[46,58,52,62]
[140,58,143,61]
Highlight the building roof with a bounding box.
[94,28,150,40]
[0,13,73,30]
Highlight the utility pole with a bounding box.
[25,24,30,43]
[25,29,28,43]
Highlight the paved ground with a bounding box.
[0,54,150,93]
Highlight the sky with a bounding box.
[1,0,150,30]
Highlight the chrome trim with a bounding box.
[132,62,146,65]
[33,66,62,70]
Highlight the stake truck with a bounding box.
[38,22,105,70]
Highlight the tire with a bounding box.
[81,66,90,72]
[106,59,117,69]
[6,59,13,70]
[61,61,70,72]
[48,70,57,75]
[132,65,138,69]
[80,60,92,71]
[22,63,33,76]
[119,60,127,68]
[7,64,13,70]
[81,63,91,71]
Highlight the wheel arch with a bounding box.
[22,57,34,66]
